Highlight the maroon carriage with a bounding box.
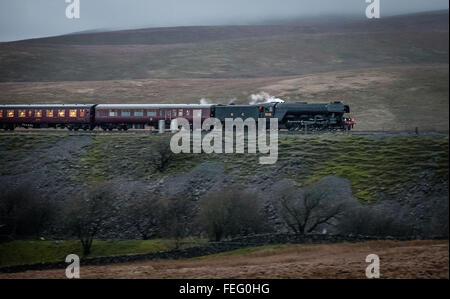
[0,104,95,130]
[94,104,214,130]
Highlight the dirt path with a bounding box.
[1,240,448,279]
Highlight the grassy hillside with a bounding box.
[1,65,447,131]
[0,31,446,82]
[0,133,447,203]
[0,11,447,82]
[0,133,437,203]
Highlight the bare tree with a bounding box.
[123,193,164,240]
[64,186,114,256]
[0,187,55,241]
[161,194,195,249]
[276,182,350,234]
[198,186,267,241]
[338,206,414,237]
[150,137,174,172]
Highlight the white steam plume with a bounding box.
[199,98,210,105]
[249,92,285,105]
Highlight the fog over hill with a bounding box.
[6,10,449,46]
[0,0,448,42]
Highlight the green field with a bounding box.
[0,238,208,267]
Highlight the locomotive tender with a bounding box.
[0,101,354,131]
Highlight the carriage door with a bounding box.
[165,109,171,121]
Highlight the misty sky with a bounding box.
[0,0,448,42]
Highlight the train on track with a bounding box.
[0,102,355,131]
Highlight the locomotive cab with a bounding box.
[344,105,350,113]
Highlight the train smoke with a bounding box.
[199,98,210,105]
[249,92,285,105]
[228,98,237,105]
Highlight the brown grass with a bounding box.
[0,65,447,131]
[1,240,447,279]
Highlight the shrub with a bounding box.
[198,186,267,241]
[0,187,55,241]
[337,206,413,237]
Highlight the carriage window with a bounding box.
[79,109,85,117]
[172,109,177,117]
[35,110,42,118]
[109,110,118,117]
[186,110,190,116]
[19,110,26,117]
[121,110,131,117]
[0,110,3,118]
[69,109,77,117]
[147,111,157,117]
[7,110,14,117]
[46,110,54,117]
[134,110,144,117]
[28,110,32,117]
[178,109,183,117]
[58,110,65,117]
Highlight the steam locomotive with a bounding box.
[0,101,354,131]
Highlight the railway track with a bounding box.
[0,128,447,137]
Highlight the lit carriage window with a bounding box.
[69,109,77,117]
[134,110,144,117]
[121,110,131,117]
[58,110,65,117]
[7,110,14,117]
[109,110,118,117]
[178,109,183,117]
[186,110,190,116]
[19,110,26,117]
[46,110,54,117]
[0,110,3,118]
[35,110,42,117]
[28,110,32,117]
[79,109,85,117]
[147,111,157,117]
